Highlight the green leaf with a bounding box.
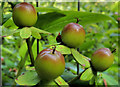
[50,45,71,54]
[80,68,94,81]
[102,73,118,85]
[34,12,65,31]
[30,27,50,34]
[35,11,117,33]
[32,39,43,59]
[20,27,31,39]
[71,48,90,68]
[35,6,60,12]
[2,13,12,24]
[61,72,77,82]
[39,80,57,86]
[47,35,57,45]
[3,17,18,29]
[30,27,41,39]
[19,41,27,58]
[15,71,40,86]
[55,76,69,86]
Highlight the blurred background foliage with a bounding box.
[1,0,119,86]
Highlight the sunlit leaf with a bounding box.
[31,27,41,39]
[71,48,90,68]
[80,68,94,81]
[15,71,40,86]
[20,27,31,39]
[50,45,71,54]
[55,76,69,86]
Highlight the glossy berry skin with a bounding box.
[12,2,37,27]
[34,48,65,81]
[61,23,85,48]
[91,48,114,72]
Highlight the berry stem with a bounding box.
[76,18,79,23]
[112,49,116,53]
[52,46,56,54]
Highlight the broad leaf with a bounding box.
[20,27,31,39]
[55,76,69,86]
[102,73,118,85]
[80,68,94,81]
[71,48,90,68]
[50,45,71,54]
[34,12,65,30]
[35,11,117,33]
[35,6,60,12]
[15,71,40,86]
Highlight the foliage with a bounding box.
[1,1,119,87]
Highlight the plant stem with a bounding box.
[77,48,80,75]
[36,1,39,55]
[78,0,80,11]
[26,38,34,66]
[76,0,81,76]
[12,37,35,87]
[37,39,39,54]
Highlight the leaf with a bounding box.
[30,27,50,34]
[65,62,77,74]
[80,68,94,81]
[47,35,57,45]
[35,6,60,12]
[55,76,69,86]
[15,71,40,86]
[34,11,117,33]
[32,39,43,59]
[2,13,12,24]
[20,27,31,39]
[102,73,118,85]
[61,72,77,82]
[30,27,41,39]
[34,12,65,31]
[50,45,71,54]
[3,17,18,29]
[19,41,27,58]
[71,48,90,68]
